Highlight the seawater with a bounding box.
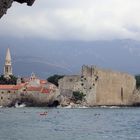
[0,107,140,140]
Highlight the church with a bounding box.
[3,48,13,78]
[0,48,57,98]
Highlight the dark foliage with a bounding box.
[0,75,17,85]
[47,74,64,86]
[72,91,86,101]
[135,75,140,88]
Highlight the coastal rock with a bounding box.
[0,0,35,18]
[59,65,136,106]
[130,89,140,106]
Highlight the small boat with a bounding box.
[40,112,47,116]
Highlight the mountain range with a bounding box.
[0,37,140,78]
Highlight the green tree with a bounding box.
[72,91,86,101]
[47,74,64,86]
[0,75,17,85]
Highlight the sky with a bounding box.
[1,0,140,76]
[0,0,140,41]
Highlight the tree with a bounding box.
[0,75,17,85]
[47,74,64,87]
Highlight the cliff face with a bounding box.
[59,65,136,106]
[0,0,35,18]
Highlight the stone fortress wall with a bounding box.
[59,65,136,106]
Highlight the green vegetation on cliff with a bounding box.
[72,91,86,101]
[47,74,64,86]
[135,75,140,88]
[0,75,17,85]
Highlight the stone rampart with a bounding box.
[59,65,136,106]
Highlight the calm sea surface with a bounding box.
[0,107,140,140]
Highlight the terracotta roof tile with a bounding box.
[26,86,42,91]
[41,88,50,94]
[0,85,24,90]
[40,80,47,85]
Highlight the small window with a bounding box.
[121,87,123,101]
[81,76,84,78]
[1,97,3,100]
[95,76,98,81]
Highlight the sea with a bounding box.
[0,107,140,140]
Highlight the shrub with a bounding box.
[135,75,140,88]
[72,91,86,101]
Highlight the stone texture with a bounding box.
[0,0,13,18]
[0,88,60,107]
[0,0,35,18]
[59,65,136,106]
[14,0,35,6]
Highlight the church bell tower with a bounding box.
[4,48,13,78]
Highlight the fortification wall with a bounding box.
[0,89,60,107]
[90,67,135,106]
[59,65,136,106]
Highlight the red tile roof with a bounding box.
[26,86,42,92]
[40,80,47,85]
[0,85,24,90]
[41,88,50,94]
[26,86,50,94]
[0,84,50,94]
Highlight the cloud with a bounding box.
[0,0,140,41]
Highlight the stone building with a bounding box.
[0,79,58,107]
[0,48,59,107]
[59,65,136,106]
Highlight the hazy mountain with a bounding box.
[0,37,140,78]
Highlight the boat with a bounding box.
[40,112,48,116]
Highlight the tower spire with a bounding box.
[4,48,13,78]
